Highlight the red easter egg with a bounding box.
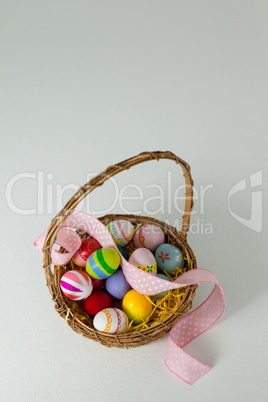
[84,290,113,318]
[91,277,106,290]
[73,238,101,267]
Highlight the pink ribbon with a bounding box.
[34,211,225,384]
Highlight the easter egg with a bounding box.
[105,270,132,299]
[151,274,171,300]
[91,277,106,290]
[155,243,184,275]
[122,290,153,324]
[84,290,113,318]
[60,270,93,301]
[133,224,165,252]
[107,219,135,246]
[129,248,157,276]
[73,238,101,267]
[117,246,128,260]
[86,248,120,279]
[93,308,129,334]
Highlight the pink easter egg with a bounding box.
[133,224,165,252]
[129,248,157,276]
[60,270,93,301]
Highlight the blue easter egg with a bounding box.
[105,270,132,300]
[151,274,171,300]
[117,246,128,260]
[155,243,184,275]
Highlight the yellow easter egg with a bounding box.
[122,289,153,324]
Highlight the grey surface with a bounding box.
[1,1,267,401]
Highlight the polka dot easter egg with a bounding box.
[93,308,129,334]
[133,224,165,252]
[60,270,93,301]
[73,238,101,267]
[86,248,120,280]
[129,248,157,276]
[155,243,185,275]
[106,219,135,246]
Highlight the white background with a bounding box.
[1,1,267,401]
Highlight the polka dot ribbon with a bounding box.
[34,211,225,385]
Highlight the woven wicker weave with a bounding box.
[42,151,197,348]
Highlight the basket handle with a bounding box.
[42,151,193,277]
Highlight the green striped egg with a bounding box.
[86,248,120,280]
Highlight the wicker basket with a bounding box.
[42,151,197,348]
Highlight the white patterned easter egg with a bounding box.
[93,308,129,334]
[106,220,135,246]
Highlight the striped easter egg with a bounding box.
[106,220,135,246]
[86,248,120,280]
[60,270,93,301]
